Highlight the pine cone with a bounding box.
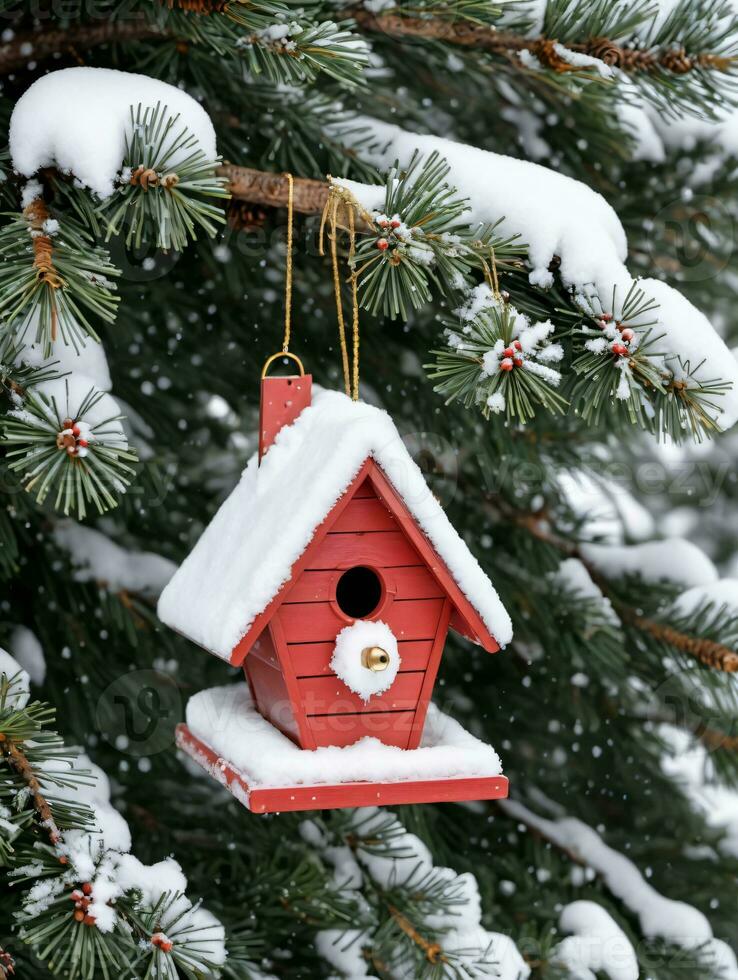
[660,47,694,73]
[586,37,625,67]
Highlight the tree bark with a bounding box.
[218,165,330,214]
[0,18,163,74]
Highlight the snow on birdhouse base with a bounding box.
[177,684,507,813]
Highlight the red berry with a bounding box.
[82,883,92,896]
[502,346,514,359]
[611,342,628,357]
[72,423,81,436]
[514,356,523,367]
[74,910,85,922]
[71,890,83,902]
[83,914,96,927]
[376,239,389,251]
[500,358,514,372]
[601,312,613,322]
[378,219,389,228]
[77,438,89,448]
[161,941,173,953]
[390,219,401,229]
[513,340,522,351]
[620,327,635,342]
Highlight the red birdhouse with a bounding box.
[159,370,513,812]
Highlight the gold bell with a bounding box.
[361,646,390,672]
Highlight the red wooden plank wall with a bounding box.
[244,630,301,742]
[268,478,452,749]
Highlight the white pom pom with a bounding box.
[330,620,401,701]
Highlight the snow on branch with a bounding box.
[335,117,738,432]
[9,67,219,200]
[304,807,531,979]
[53,521,176,597]
[500,798,738,977]
[0,651,226,973]
[552,900,638,980]
[498,500,738,673]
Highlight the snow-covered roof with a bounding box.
[158,388,512,661]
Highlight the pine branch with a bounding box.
[505,504,738,673]
[2,7,734,82]
[387,905,445,966]
[103,103,229,252]
[0,740,61,846]
[621,609,738,672]
[0,18,164,74]
[351,8,737,75]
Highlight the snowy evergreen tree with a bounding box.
[0,0,738,977]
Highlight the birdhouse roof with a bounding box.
[158,388,513,661]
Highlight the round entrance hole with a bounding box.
[335,566,383,619]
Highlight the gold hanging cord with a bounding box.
[319,181,370,402]
[282,171,294,354]
[261,172,305,379]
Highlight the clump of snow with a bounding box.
[330,620,400,700]
[316,930,371,979]
[671,578,738,620]
[54,521,176,596]
[553,559,618,624]
[552,43,614,77]
[558,470,654,543]
[185,683,503,787]
[159,387,512,660]
[614,82,667,164]
[580,538,718,589]
[659,725,738,864]
[335,119,738,429]
[617,77,738,169]
[9,67,218,198]
[20,320,112,392]
[487,391,506,414]
[10,625,46,685]
[336,119,627,292]
[0,647,30,708]
[552,901,638,980]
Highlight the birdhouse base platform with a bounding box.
[175,684,509,814]
[176,724,508,813]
